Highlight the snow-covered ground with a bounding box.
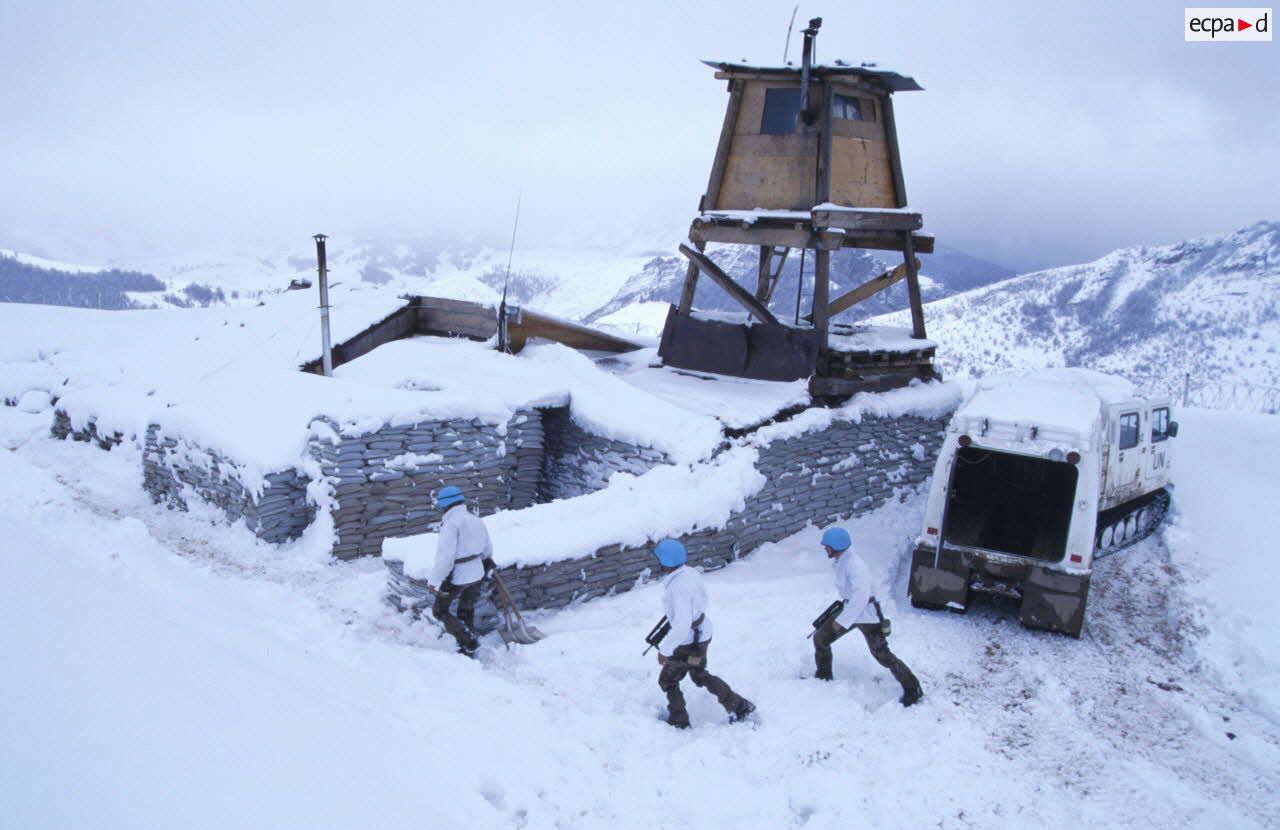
[2,400,1277,828]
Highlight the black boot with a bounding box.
[900,686,924,707]
[814,652,833,681]
[729,698,756,723]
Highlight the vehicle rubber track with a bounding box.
[1094,488,1170,558]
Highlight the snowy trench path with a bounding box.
[2,408,1278,829]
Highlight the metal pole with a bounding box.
[1182,372,1190,408]
[314,234,333,377]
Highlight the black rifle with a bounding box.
[807,600,844,639]
[642,616,671,655]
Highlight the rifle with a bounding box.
[642,616,672,655]
[807,600,844,639]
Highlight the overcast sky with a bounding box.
[1,0,1276,271]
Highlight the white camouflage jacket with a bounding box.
[832,550,880,628]
[660,566,716,657]
[429,504,493,588]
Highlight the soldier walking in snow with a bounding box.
[426,485,496,657]
[651,539,756,728]
[813,527,924,707]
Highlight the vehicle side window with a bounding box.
[1119,412,1139,449]
[1151,407,1170,442]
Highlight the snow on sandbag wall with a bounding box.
[385,402,954,617]
[315,406,671,559]
[314,410,543,560]
[142,425,315,544]
[538,406,670,501]
[51,409,123,450]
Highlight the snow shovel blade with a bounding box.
[498,616,545,645]
[490,570,545,645]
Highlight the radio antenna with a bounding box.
[498,191,522,353]
[783,5,799,62]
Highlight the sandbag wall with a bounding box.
[389,411,951,614]
[142,426,315,543]
[315,410,545,559]
[539,406,671,501]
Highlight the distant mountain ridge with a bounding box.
[584,242,1014,325]
[0,253,167,310]
[871,220,1280,396]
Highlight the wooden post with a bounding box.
[816,82,834,205]
[756,246,772,301]
[812,248,831,345]
[902,233,927,339]
[883,95,908,208]
[677,239,706,315]
[701,80,743,212]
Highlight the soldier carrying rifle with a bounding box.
[648,539,756,729]
[813,527,924,707]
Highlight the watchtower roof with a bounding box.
[702,59,923,92]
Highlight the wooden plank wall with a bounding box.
[713,79,898,211]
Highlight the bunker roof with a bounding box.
[702,59,923,92]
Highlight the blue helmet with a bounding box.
[654,538,688,568]
[821,527,852,552]
[436,485,465,510]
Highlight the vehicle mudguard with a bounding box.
[1019,567,1090,637]
[909,545,969,611]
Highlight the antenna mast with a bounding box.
[783,5,799,62]
[498,192,522,354]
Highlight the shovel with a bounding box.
[490,570,545,645]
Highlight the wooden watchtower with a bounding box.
[658,18,937,395]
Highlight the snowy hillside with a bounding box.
[0,231,1010,332]
[873,221,1280,398]
[2,398,1277,827]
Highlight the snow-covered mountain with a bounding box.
[873,221,1280,398]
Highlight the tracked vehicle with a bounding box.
[908,370,1178,636]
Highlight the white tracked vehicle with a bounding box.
[908,369,1178,636]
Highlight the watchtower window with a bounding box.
[1119,412,1140,450]
[1151,407,1170,442]
[760,87,802,135]
[833,93,864,121]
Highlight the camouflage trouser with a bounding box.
[814,618,921,695]
[659,640,744,726]
[432,578,482,652]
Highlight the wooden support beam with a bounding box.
[811,208,922,232]
[803,258,919,321]
[701,79,743,212]
[817,82,834,205]
[688,219,934,254]
[903,233,927,339]
[511,311,642,354]
[812,248,831,344]
[882,95,908,208]
[756,246,771,301]
[677,243,779,325]
[676,239,706,315]
[690,221,826,250]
